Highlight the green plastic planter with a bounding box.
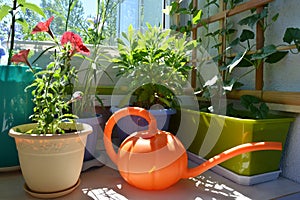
[0,65,36,170]
[176,109,294,176]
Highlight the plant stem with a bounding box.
[7,0,17,65]
[65,0,74,31]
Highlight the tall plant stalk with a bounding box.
[7,0,17,65]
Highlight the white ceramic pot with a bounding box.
[9,123,92,194]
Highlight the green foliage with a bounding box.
[27,52,78,134]
[227,95,269,119]
[40,0,85,35]
[0,0,45,65]
[168,1,294,119]
[112,24,196,109]
[81,0,120,45]
[283,27,300,52]
[72,0,121,118]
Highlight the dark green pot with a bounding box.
[0,65,36,170]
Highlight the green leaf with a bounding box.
[238,8,267,28]
[240,95,261,109]
[22,2,46,18]
[251,45,277,60]
[272,13,279,22]
[283,27,300,44]
[240,29,254,42]
[235,55,253,67]
[192,9,202,25]
[16,18,29,32]
[227,49,248,73]
[0,5,11,21]
[265,51,288,63]
[228,38,240,47]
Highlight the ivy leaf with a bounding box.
[240,29,254,42]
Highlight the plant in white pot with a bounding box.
[111,24,196,143]
[8,17,92,198]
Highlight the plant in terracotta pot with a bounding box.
[0,0,45,171]
[111,24,196,143]
[8,16,93,198]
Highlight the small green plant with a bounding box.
[11,16,90,134]
[112,24,196,109]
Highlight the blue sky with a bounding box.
[28,0,96,17]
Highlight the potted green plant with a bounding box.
[72,0,121,162]
[111,24,196,143]
[8,16,93,198]
[168,2,295,183]
[0,0,45,171]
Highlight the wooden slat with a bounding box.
[228,90,300,106]
[193,0,274,28]
[191,0,198,88]
[255,6,265,90]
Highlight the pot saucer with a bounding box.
[0,165,20,172]
[24,179,81,199]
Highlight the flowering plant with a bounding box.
[11,16,90,134]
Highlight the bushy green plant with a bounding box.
[112,24,196,109]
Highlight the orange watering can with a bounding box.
[104,107,282,190]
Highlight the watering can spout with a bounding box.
[183,141,282,179]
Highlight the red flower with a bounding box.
[11,49,30,64]
[31,16,54,38]
[61,31,90,55]
[11,49,34,72]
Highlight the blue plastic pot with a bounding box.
[111,106,176,145]
[0,65,36,170]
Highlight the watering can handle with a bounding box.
[104,107,158,164]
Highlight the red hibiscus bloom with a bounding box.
[31,16,54,38]
[11,49,30,64]
[61,31,90,55]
